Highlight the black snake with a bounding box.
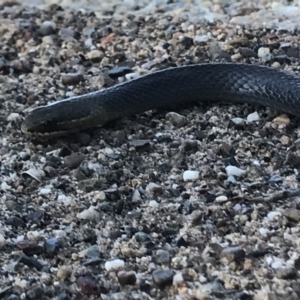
[21,63,300,138]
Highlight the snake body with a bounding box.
[21,63,300,138]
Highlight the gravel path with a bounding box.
[1,1,300,300]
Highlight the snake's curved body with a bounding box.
[21,63,300,138]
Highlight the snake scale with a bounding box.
[21,63,300,138]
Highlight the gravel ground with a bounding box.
[2,1,300,300]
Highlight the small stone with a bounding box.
[152,269,175,288]
[61,73,84,85]
[257,47,270,58]
[87,50,104,63]
[220,246,245,263]
[156,249,170,264]
[215,195,228,203]
[276,267,297,279]
[64,154,84,169]
[26,286,44,300]
[135,232,151,243]
[15,256,43,271]
[39,188,51,195]
[231,117,245,125]
[77,206,101,222]
[280,135,292,146]
[268,175,282,183]
[39,21,56,36]
[16,240,44,256]
[273,114,291,125]
[267,211,282,220]
[225,166,245,177]
[44,237,62,257]
[247,111,260,122]
[57,266,72,281]
[105,259,125,272]
[173,272,184,287]
[183,170,199,181]
[5,216,26,228]
[166,112,187,127]
[282,209,300,222]
[117,271,136,285]
[146,182,163,193]
[76,276,99,296]
[86,245,100,258]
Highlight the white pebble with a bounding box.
[247,111,260,123]
[125,73,140,80]
[233,204,242,211]
[231,117,245,125]
[7,113,21,122]
[215,195,228,202]
[105,259,125,272]
[183,170,199,181]
[257,47,270,58]
[259,228,270,237]
[225,166,245,177]
[77,206,100,221]
[199,275,207,283]
[1,182,11,190]
[57,194,66,201]
[39,188,51,195]
[149,200,159,208]
[267,211,282,220]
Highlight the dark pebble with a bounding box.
[220,246,245,263]
[152,269,175,288]
[5,216,26,228]
[26,286,44,300]
[135,232,151,243]
[64,154,84,169]
[239,47,258,58]
[86,245,100,258]
[276,267,297,279]
[15,256,43,271]
[76,276,99,296]
[16,239,44,256]
[61,72,84,85]
[108,66,134,79]
[181,36,193,49]
[117,271,136,285]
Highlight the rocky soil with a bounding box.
[1,1,300,300]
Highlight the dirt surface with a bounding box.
[1,2,300,300]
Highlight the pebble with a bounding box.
[57,266,72,281]
[247,111,260,123]
[166,112,187,127]
[257,47,270,58]
[44,237,62,257]
[77,206,101,221]
[272,114,291,125]
[282,209,300,222]
[156,249,170,264]
[64,154,85,169]
[61,72,84,85]
[146,182,163,193]
[117,271,136,285]
[105,259,125,272]
[183,170,200,181]
[39,21,56,36]
[152,269,175,288]
[87,50,104,62]
[225,166,245,177]
[231,117,245,125]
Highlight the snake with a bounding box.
[21,63,300,138]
